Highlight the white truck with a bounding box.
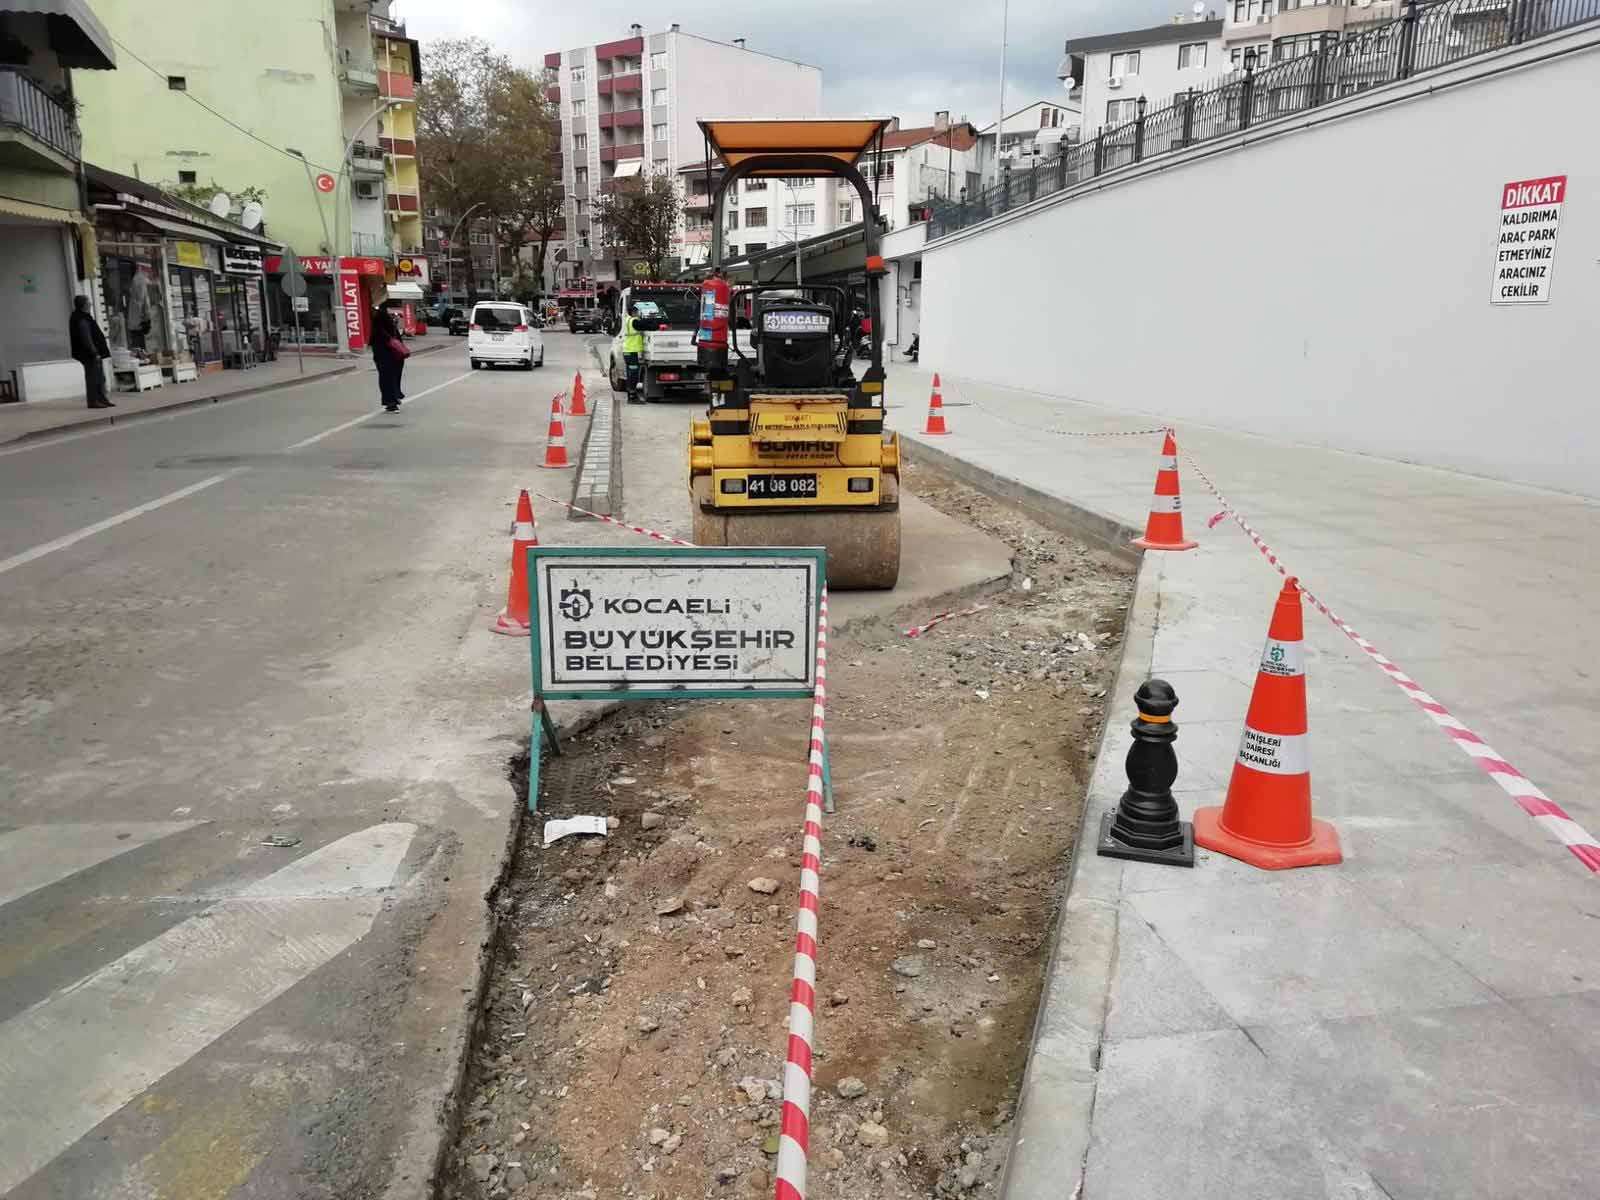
[607,283,707,401]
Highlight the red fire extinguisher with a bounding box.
[696,268,730,371]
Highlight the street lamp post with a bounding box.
[447,202,485,302]
[994,0,1010,190]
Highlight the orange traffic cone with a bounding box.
[540,393,569,468]
[491,490,539,637]
[569,371,588,417]
[1131,429,1197,551]
[1193,578,1342,869]
[924,373,949,436]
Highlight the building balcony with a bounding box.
[595,36,644,60]
[0,68,81,169]
[350,141,386,177]
[340,62,380,95]
[684,193,713,211]
[379,136,417,157]
[597,73,642,96]
[386,191,420,214]
[546,85,560,103]
[598,108,643,130]
[599,142,644,163]
[370,14,407,38]
[379,70,415,100]
[544,52,561,69]
[351,230,390,258]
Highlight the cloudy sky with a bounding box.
[397,0,1181,125]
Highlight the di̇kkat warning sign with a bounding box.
[1491,175,1567,305]
[530,548,821,697]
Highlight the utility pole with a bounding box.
[994,0,1010,190]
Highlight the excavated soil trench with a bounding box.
[444,464,1134,1199]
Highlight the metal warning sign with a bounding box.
[529,547,823,698]
[1491,175,1567,305]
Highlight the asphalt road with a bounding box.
[0,334,598,1199]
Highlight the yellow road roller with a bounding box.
[687,118,901,590]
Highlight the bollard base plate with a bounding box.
[1097,811,1195,867]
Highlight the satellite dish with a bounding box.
[1193,0,1205,14]
[240,201,263,230]
[208,191,232,217]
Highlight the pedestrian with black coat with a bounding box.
[68,295,113,409]
[371,299,409,411]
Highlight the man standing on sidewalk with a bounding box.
[622,301,644,404]
[68,296,113,409]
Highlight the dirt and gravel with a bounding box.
[442,465,1134,1199]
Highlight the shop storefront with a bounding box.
[263,256,387,352]
[96,231,176,372]
[166,238,224,371]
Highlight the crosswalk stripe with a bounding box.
[0,822,416,1195]
[0,822,199,908]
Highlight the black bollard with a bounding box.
[1097,679,1195,867]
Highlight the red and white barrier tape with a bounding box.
[775,588,829,1200]
[531,492,697,547]
[1184,454,1600,873]
[953,394,1168,439]
[904,603,989,638]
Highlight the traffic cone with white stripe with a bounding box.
[923,374,949,436]
[569,370,588,417]
[1131,429,1197,551]
[491,490,539,637]
[1193,578,1342,869]
[540,393,569,468]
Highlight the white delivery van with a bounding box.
[467,302,544,370]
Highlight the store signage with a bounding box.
[222,244,263,274]
[173,241,208,269]
[1491,174,1566,306]
[340,268,366,350]
[264,255,387,278]
[531,549,821,696]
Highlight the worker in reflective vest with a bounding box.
[622,305,645,403]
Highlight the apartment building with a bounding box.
[76,1,426,352]
[543,23,822,286]
[975,99,1082,181]
[1221,0,1401,71]
[679,159,862,266]
[1062,15,1225,135]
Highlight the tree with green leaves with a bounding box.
[416,37,560,299]
[161,179,267,214]
[592,173,684,280]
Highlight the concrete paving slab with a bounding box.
[1355,862,1599,999]
[1250,1003,1600,1200]
[1128,875,1497,1027]
[1085,1028,1386,1200]
[1514,989,1600,1068]
[1103,906,1235,1042]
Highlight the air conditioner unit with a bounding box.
[355,181,381,200]
[1255,13,1270,22]
[1107,74,1124,89]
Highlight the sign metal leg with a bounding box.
[528,696,561,813]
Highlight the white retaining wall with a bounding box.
[919,24,1600,497]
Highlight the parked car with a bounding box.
[467,301,544,370]
[448,311,470,336]
[429,304,463,328]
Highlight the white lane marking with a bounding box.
[0,822,201,908]
[0,370,476,576]
[0,472,238,578]
[0,822,417,1195]
[0,367,373,460]
[285,371,474,450]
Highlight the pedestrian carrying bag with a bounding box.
[388,336,410,360]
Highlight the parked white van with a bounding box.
[467,302,544,370]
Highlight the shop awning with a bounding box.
[612,158,644,179]
[0,1,116,69]
[132,214,226,244]
[0,194,81,223]
[385,282,425,300]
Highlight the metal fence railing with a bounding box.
[930,0,1600,240]
[0,68,81,161]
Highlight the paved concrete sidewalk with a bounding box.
[882,362,1600,1200]
[0,338,453,445]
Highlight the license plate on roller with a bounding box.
[746,474,818,499]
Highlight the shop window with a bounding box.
[168,75,187,90]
